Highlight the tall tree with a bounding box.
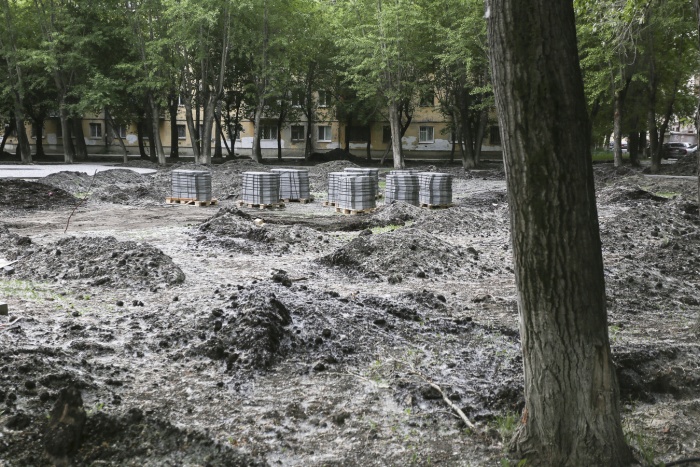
[487,0,632,464]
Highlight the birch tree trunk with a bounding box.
[148,93,166,164]
[487,0,633,464]
[388,101,404,169]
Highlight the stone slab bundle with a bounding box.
[343,168,379,194]
[270,168,310,200]
[385,173,420,205]
[337,175,377,211]
[240,171,281,205]
[388,169,420,176]
[418,172,453,206]
[327,172,357,205]
[171,170,212,201]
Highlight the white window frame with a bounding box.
[291,91,304,108]
[318,125,332,142]
[291,125,305,141]
[89,123,102,139]
[116,124,128,139]
[177,124,186,140]
[419,126,434,143]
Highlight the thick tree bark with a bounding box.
[33,117,45,158]
[72,119,88,161]
[252,101,264,163]
[214,111,223,159]
[487,1,632,465]
[58,103,75,163]
[148,93,166,165]
[388,100,404,169]
[168,94,179,160]
[137,120,149,159]
[13,107,31,163]
[613,90,625,167]
[0,118,13,154]
[183,96,200,162]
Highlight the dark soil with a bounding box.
[0,179,77,209]
[1,158,699,466]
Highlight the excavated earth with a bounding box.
[0,158,699,466]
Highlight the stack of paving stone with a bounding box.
[388,169,420,176]
[327,171,356,205]
[336,175,377,212]
[240,171,281,205]
[418,172,453,206]
[343,168,379,196]
[171,169,212,201]
[385,173,420,205]
[270,168,310,200]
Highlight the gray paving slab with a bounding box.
[0,163,156,179]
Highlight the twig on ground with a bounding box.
[0,317,22,332]
[64,170,98,234]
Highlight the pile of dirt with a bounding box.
[367,201,425,227]
[659,153,698,176]
[195,292,293,370]
[318,227,469,280]
[307,160,359,193]
[2,235,184,288]
[195,207,338,255]
[596,175,697,206]
[308,148,367,164]
[117,159,161,169]
[0,179,77,210]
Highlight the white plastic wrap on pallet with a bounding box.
[385,174,420,205]
[171,170,213,201]
[270,168,310,200]
[241,171,281,205]
[337,175,377,211]
[418,172,453,205]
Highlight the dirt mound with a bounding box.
[318,228,468,280]
[196,292,293,370]
[367,201,424,227]
[658,153,698,176]
[196,207,337,255]
[0,179,77,210]
[307,160,359,193]
[3,405,262,466]
[308,148,367,164]
[40,171,92,194]
[116,159,161,169]
[5,235,184,288]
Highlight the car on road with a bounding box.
[662,142,697,159]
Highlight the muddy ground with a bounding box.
[0,157,699,466]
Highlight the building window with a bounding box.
[291,91,304,108]
[291,125,304,141]
[490,125,501,145]
[261,124,278,140]
[318,125,332,142]
[347,125,369,143]
[89,123,102,139]
[382,126,392,143]
[177,124,186,139]
[419,90,435,107]
[318,90,331,107]
[116,124,128,139]
[419,126,434,143]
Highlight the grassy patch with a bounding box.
[493,411,520,446]
[592,150,630,162]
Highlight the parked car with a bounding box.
[608,140,628,151]
[662,142,698,159]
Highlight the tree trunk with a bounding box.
[366,132,372,161]
[58,103,75,163]
[148,93,166,164]
[33,117,45,158]
[72,119,88,161]
[487,1,633,465]
[613,91,624,167]
[215,111,223,159]
[303,62,316,161]
[252,101,264,163]
[183,96,200,162]
[0,117,13,154]
[200,95,216,164]
[13,108,31,163]
[628,131,639,167]
[137,120,149,159]
[107,113,129,164]
[169,94,179,160]
[388,101,404,169]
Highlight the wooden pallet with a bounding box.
[281,197,313,204]
[323,201,337,207]
[420,203,453,209]
[166,197,218,207]
[335,207,375,215]
[236,200,285,210]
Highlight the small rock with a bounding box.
[254,218,265,226]
[24,381,36,391]
[420,385,442,400]
[331,411,351,425]
[373,318,386,326]
[436,294,447,303]
[313,361,326,372]
[322,329,332,338]
[359,229,373,236]
[416,271,426,279]
[172,296,179,302]
[116,301,124,307]
[388,273,403,285]
[3,266,14,276]
[44,386,86,457]
[0,302,8,315]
